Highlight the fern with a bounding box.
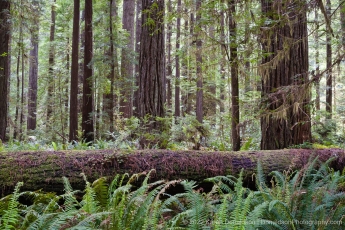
[213,194,231,230]
[92,177,109,209]
[61,177,80,212]
[80,173,99,214]
[0,182,23,230]
[255,160,269,193]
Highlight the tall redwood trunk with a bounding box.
[137,0,165,121]
[120,0,135,118]
[69,0,80,142]
[0,0,10,141]
[82,0,94,142]
[260,0,311,150]
[27,0,39,131]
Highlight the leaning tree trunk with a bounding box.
[260,0,311,150]
[1,149,344,197]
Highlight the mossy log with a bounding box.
[1,149,344,197]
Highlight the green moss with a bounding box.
[312,143,339,149]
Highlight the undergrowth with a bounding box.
[0,158,344,229]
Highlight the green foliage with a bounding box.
[0,182,23,229]
[288,141,314,149]
[1,158,345,229]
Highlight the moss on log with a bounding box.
[0,149,344,197]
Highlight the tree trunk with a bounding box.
[325,0,332,119]
[0,0,10,141]
[14,31,21,140]
[229,0,240,151]
[182,9,193,116]
[175,0,181,118]
[47,0,56,131]
[82,0,94,142]
[341,0,345,53]
[166,0,172,110]
[260,0,311,150]
[104,0,116,133]
[133,0,142,117]
[69,0,80,142]
[27,0,39,132]
[1,148,344,197]
[120,0,135,118]
[219,0,226,113]
[195,0,203,124]
[315,9,320,112]
[138,0,165,122]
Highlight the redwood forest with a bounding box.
[1,0,345,229]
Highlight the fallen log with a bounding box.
[0,148,344,197]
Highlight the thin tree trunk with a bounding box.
[0,0,10,141]
[229,0,240,151]
[325,0,332,119]
[175,0,181,118]
[195,0,203,124]
[78,10,85,115]
[183,9,193,116]
[104,0,116,133]
[47,1,56,130]
[207,25,217,118]
[133,0,142,117]
[14,35,21,140]
[166,0,172,110]
[69,0,80,142]
[341,0,345,52]
[82,0,94,142]
[219,1,226,113]
[315,9,320,112]
[19,41,25,140]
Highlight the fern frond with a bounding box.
[130,182,166,229]
[92,177,109,209]
[204,175,236,194]
[268,200,296,230]
[0,181,23,230]
[256,161,268,192]
[61,177,80,212]
[213,194,231,230]
[80,173,99,214]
